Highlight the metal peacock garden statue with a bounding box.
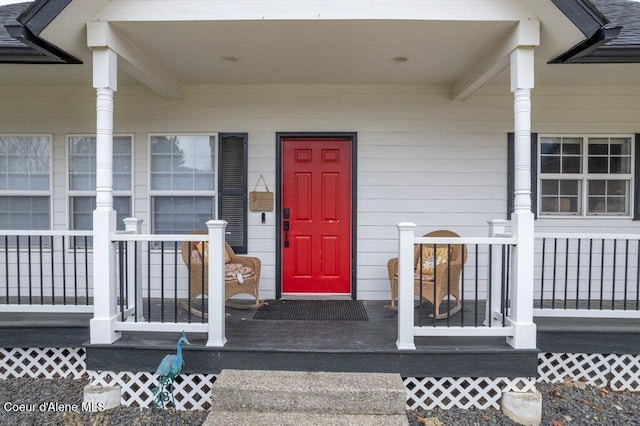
[152,331,190,424]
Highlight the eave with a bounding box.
[0,0,81,64]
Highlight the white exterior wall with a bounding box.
[1,83,639,300]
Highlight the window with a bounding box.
[539,135,633,216]
[0,135,51,229]
[150,134,216,234]
[68,135,132,231]
[149,133,248,253]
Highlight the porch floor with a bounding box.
[2,300,638,377]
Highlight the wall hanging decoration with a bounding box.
[249,174,274,212]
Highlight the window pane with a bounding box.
[0,136,50,191]
[589,180,606,195]
[587,180,629,215]
[541,139,561,154]
[541,180,558,195]
[587,137,631,175]
[610,157,630,174]
[541,137,582,175]
[560,180,579,195]
[541,157,560,173]
[588,157,608,173]
[562,142,581,155]
[607,180,626,195]
[562,157,581,173]
[0,196,50,229]
[69,135,131,191]
[611,138,631,155]
[150,135,215,191]
[588,142,608,155]
[152,196,213,234]
[540,179,581,215]
[607,197,626,213]
[70,196,130,231]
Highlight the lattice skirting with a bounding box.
[0,347,86,379]
[538,352,640,392]
[404,377,536,410]
[88,371,215,410]
[1,348,638,411]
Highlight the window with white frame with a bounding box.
[68,135,132,231]
[0,135,51,229]
[149,134,216,234]
[539,135,633,216]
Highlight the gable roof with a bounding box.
[0,0,79,63]
[551,0,640,62]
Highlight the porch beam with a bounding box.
[452,19,539,100]
[87,21,182,100]
[95,0,534,22]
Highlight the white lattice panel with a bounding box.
[609,354,640,392]
[88,370,215,410]
[538,353,611,387]
[0,348,85,379]
[403,377,536,410]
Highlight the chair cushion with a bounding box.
[195,242,231,264]
[417,246,449,275]
[225,263,255,280]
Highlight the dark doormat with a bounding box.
[253,300,368,321]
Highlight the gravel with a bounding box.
[1,377,639,425]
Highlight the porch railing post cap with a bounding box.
[206,220,228,229]
[397,222,417,230]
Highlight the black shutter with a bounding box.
[507,132,538,219]
[634,134,640,220]
[218,133,248,253]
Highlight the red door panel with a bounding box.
[282,138,351,294]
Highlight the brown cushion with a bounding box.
[225,263,255,281]
[195,242,231,264]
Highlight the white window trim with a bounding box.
[538,134,635,219]
[65,134,134,230]
[147,133,218,234]
[0,134,53,229]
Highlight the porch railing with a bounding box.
[396,222,518,350]
[0,230,93,313]
[534,233,640,319]
[109,219,227,346]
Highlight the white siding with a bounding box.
[1,84,639,300]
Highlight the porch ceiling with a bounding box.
[1,0,640,92]
[107,20,516,86]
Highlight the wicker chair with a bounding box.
[387,230,467,319]
[181,231,261,316]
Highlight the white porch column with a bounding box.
[396,222,417,350]
[508,46,536,349]
[206,220,227,347]
[90,47,121,344]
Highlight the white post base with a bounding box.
[90,315,121,344]
[506,321,537,349]
[206,337,228,348]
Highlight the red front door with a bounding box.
[281,138,352,294]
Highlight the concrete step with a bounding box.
[209,369,407,415]
[202,411,409,426]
